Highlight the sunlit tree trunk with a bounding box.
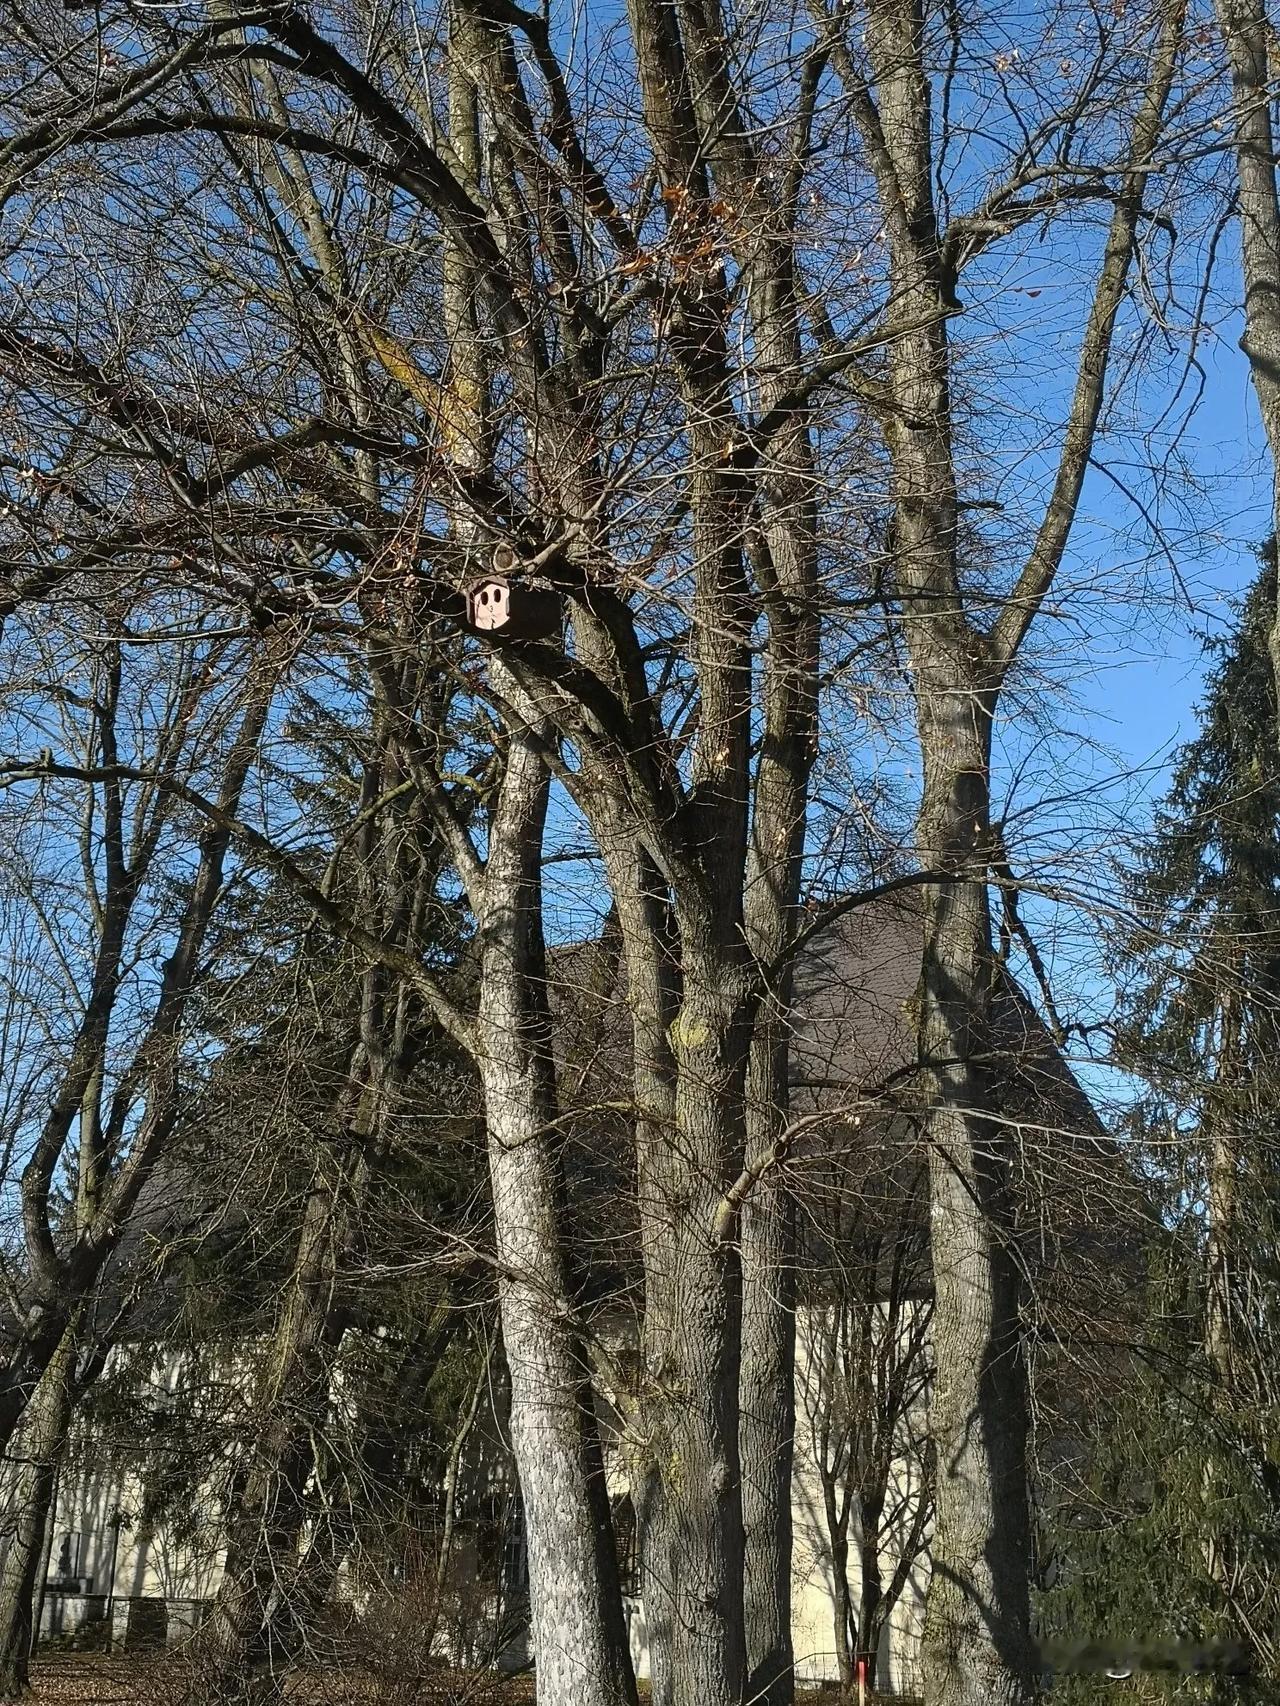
[1212,0,1280,728]
[0,1330,77,1696]
[475,662,638,1706]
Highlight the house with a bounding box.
[5,893,1146,1691]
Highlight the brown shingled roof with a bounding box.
[547,891,1154,1340]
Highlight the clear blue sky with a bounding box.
[1071,314,1269,776]
[989,280,1272,1105]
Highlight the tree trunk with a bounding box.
[0,1330,77,1696]
[823,1484,855,1692]
[1212,0,1280,726]
[738,1150,796,1706]
[422,1345,489,1661]
[1203,993,1243,1597]
[434,16,635,1690]
[914,701,1037,1706]
[567,822,752,1706]
[28,1465,57,1668]
[199,1151,351,1703]
[738,271,818,1706]
[854,0,1182,1687]
[648,945,751,1706]
[597,841,680,1706]
[476,661,637,1706]
[855,1505,886,1691]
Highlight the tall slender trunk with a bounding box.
[28,1465,57,1665]
[594,839,680,1706]
[1203,997,1242,1597]
[475,662,637,1706]
[199,1143,354,1702]
[423,1343,490,1661]
[829,1523,856,1692]
[1211,0,1280,723]
[738,245,818,1706]
[436,17,634,1694]
[741,799,805,1706]
[1205,1027,1241,1401]
[738,1083,796,1706]
[914,700,1037,1706]
[0,1330,78,1696]
[859,2,1039,1660]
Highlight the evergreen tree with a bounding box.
[1041,547,1280,1700]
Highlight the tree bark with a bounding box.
[738,185,819,1706]
[0,1330,77,1696]
[28,1465,57,1668]
[1212,0,1280,727]
[855,12,1037,1694]
[475,661,638,1706]
[434,20,635,1696]
[649,936,752,1706]
[593,839,680,1706]
[912,697,1039,1706]
[813,1307,856,1694]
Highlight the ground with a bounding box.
[22,1657,894,1705]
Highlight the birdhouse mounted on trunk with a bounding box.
[466,545,562,641]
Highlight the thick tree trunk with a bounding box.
[597,841,680,1706]
[591,828,752,1706]
[642,944,750,1706]
[476,662,637,1706]
[0,1331,76,1695]
[914,703,1037,1706]
[1212,0,1280,725]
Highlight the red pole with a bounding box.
[857,1655,868,1706]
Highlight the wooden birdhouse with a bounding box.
[466,545,562,641]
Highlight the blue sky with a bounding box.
[987,283,1273,1105]
[1072,314,1270,777]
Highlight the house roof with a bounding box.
[549,889,1154,1334]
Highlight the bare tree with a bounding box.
[824,1,1187,1696]
[797,1171,934,1694]
[0,611,278,1692]
[0,3,1218,1703]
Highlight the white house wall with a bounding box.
[790,1300,931,1695]
[15,1310,934,1690]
